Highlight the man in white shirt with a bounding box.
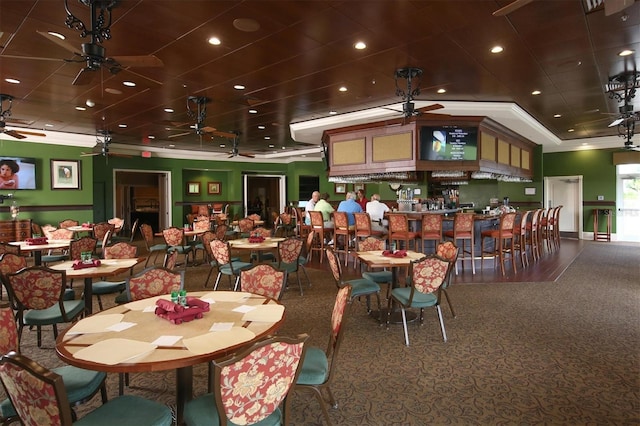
[366,193,390,232]
[304,191,320,225]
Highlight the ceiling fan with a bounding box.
[210,130,255,158]
[81,129,130,159]
[168,96,218,139]
[0,94,46,140]
[387,67,445,118]
[35,0,163,85]
[493,0,636,16]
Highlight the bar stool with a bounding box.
[443,212,475,274]
[513,210,531,268]
[309,211,330,263]
[419,213,443,254]
[526,209,543,262]
[480,212,517,276]
[387,213,419,251]
[332,211,354,266]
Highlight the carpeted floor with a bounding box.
[8,241,640,425]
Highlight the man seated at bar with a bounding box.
[366,193,390,233]
[304,191,320,225]
[314,192,335,228]
[337,191,362,227]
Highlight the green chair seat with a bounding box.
[23,300,84,326]
[74,394,173,426]
[362,270,392,283]
[184,393,283,426]
[114,292,131,304]
[92,280,126,295]
[346,278,380,298]
[390,287,438,308]
[295,346,328,385]
[219,261,252,275]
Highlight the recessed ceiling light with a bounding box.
[75,106,86,111]
[208,37,221,45]
[123,81,136,87]
[85,99,95,107]
[169,144,175,148]
[48,31,65,40]
[257,125,266,130]
[248,109,258,114]
[281,146,286,150]
[4,78,20,84]
[148,135,155,139]
[164,108,174,113]
[268,144,275,148]
[118,124,127,128]
[233,84,245,90]
[329,111,337,115]
[45,124,54,127]
[531,90,541,95]
[553,114,561,118]
[339,86,347,92]
[490,45,504,54]
[233,18,260,32]
[619,49,634,57]
[437,88,446,94]
[354,41,366,50]
[220,144,226,148]
[568,129,575,132]
[264,136,271,140]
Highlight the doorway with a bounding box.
[616,164,640,242]
[544,175,582,239]
[113,170,172,232]
[243,174,286,227]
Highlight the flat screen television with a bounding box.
[0,157,36,190]
[419,126,478,161]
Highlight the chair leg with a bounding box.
[213,272,222,291]
[204,267,214,287]
[436,305,447,342]
[37,325,42,348]
[401,307,410,346]
[442,289,456,318]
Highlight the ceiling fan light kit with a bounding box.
[606,70,640,150]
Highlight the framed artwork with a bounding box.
[524,187,536,195]
[353,183,366,193]
[186,181,201,195]
[334,183,346,194]
[208,181,221,195]
[50,159,81,190]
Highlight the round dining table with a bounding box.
[56,290,285,425]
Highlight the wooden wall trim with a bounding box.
[0,204,93,213]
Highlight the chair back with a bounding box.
[108,217,124,231]
[200,231,216,262]
[92,222,115,241]
[333,211,349,230]
[357,236,386,251]
[253,227,272,238]
[238,218,254,233]
[210,335,308,426]
[104,242,137,259]
[354,212,373,237]
[212,203,225,214]
[327,285,352,361]
[214,224,229,241]
[325,247,344,287]
[6,267,67,312]
[0,302,19,353]
[0,352,74,426]
[453,213,474,235]
[240,264,286,300]
[193,217,210,233]
[125,267,184,301]
[69,236,97,260]
[309,211,324,228]
[128,218,140,242]
[31,222,43,237]
[278,238,303,269]
[421,214,443,239]
[388,213,409,233]
[303,230,315,257]
[162,227,185,247]
[48,228,73,240]
[58,219,78,229]
[163,250,179,270]
[140,223,155,249]
[518,210,532,237]
[499,212,517,235]
[0,253,27,278]
[408,255,450,298]
[436,241,459,289]
[196,205,209,216]
[210,240,232,265]
[0,243,20,256]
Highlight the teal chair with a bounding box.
[273,237,304,295]
[358,236,393,299]
[210,240,252,291]
[0,352,173,426]
[140,224,168,267]
[295,285,352,425]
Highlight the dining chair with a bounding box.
[69,236,98,261]
[419,213,443,254]
[358,236,393,299]
[186,334,308,426]
[387,255,452,346]
[162,226,193,267]
[125,266,184,302]
[332,211,355,266]
[240,263,287,300]
[237,218,255,238]
[92,242,137,310]
[512,210,532,268]
[0,253,27,304]
[309,210,330,263]
[111,218,140,244]
[274,212,295,237]
[0,351,173,426]
[294,207,311,238]
[162,249,179,270]
[325,247,381,321]
[140,223,169,267]
[193,230,215,265]
[0,243,19,256]
[58,219,79,229]
[274,237,304,295]
[526,209,543,262]
[295,285,352,425]
[209,240,252,291]
[435,241,459,318]
[5,266,84,347]
[41,228,74,266]
[552,205,563,250]
[443,212,476,274]
[354,211,386,241]
[296,230,315,288]
[0,302,108,425]
[248,226,275,263]
[480,212,517,276]
[92,222,115,252]
[387,213,419,251]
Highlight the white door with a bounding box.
[616,164,640,242]
[544,176,582,239]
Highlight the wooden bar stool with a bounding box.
[443,212,475,274]
[480,212,517,276]
[419,213,443,254]
[387,213,419,251]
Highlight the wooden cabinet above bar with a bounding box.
[323,115,536,179]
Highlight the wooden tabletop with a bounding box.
[228,237,285,250]
[9,239,71,252]
[356,250,426,268]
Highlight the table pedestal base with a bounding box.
[371,308,418,324]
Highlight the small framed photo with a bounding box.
[186,181,201,195]
[208,181,221,195]
[353,183,366,193]
[524,187,536,196]
[334,183,346,194]
[50,159,81,190]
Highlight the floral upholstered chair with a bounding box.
[140,223,168,267]
[58,219,79,229]
[420,213,443,253]
[435,241,459,318]
[0,243,19,256]
[296,285,352,425]
[162,227,193,267]
[185,334,308,426]
[92,242,137,310]
[0,351,173,426]
[387,255,451,346]
[0,253,27,304]
[209,240,252,291]
[274,237,304,295]
[388,213,419,251]
[240,264,286,300]
[358,236,393,299]
[238,218,255,238]
[92,222,115,252]
[125,267,184,302]
[69,236,98,261]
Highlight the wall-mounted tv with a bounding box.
[420,126,478,161]
[0,157,36,189]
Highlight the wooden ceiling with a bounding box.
[0,0,638,159]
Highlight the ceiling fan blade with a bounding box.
[492,0,535,16]
[36,31,83,56]
[0,54,65,62]
[201,126,217,133]
[81,152,101,157]
[12,130,46,137]
[72,67,97,86]
[4,130,26,139]
[111,55,164,68]
[168,131,192,139]
[239,153,255,158]
[210,130,238,139]
[418,103,444,113]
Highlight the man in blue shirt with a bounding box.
[337,191,362,227]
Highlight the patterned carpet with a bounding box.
[8,241,640,425]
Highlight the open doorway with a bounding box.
[113,170,172,233]
[544,175,583,239]
[243,174,286,228]
[616,164,640,242]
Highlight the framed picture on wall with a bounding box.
[50,159,81,190]
[208,181,221,195]
[353,183,366,193]
[334,183,346,194]
[187,181,201,195]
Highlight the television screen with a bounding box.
[0,157,36,189]
[420,126,478,161]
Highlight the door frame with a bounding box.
[544,175,583,240]
[242,174,287,220]
[113,169,172,229]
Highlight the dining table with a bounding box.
[50,257,145,315]
[356,249,426,322]
[9,239,72,266]
[56,290,285,425]
[228,237,285,262]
